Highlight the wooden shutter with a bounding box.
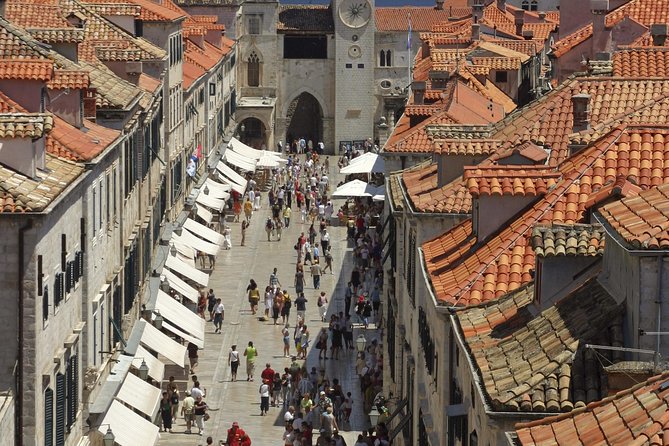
[42,286,49,322]
[44,387,53,446]
[55,373,65,446]
[66,355,78,429]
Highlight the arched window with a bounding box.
[521,0,529,10]
[247,52,260,87]
[385,50,392,67]
[470,430,478,446]
[379,50,386,67]
[530,0,538,10]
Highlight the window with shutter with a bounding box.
[65,263,72,294]
[43,286,49,322]
[66,355,78,429]
[54,274,62,307]
[55,373,65,446]
[76,251,84,280]
[44,387,53,446]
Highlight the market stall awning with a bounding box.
[98,400,159,446]
[155,290,205,341]
[160,268,199,303]
[224,148,257,171]
[165,255,209,287]
[195,190,225,212]
[217,161,248,190]
[219,175,246,195]
[340,152,385,174]
[229,136,263,159]
[162,319,204,349]
[138,319,187,367]
[196,205,213,224]
[256,154,281,168]
[174,231,219,257]
[131,345,165,382]
[115,372,161,418]
[205,177,231,195]
[184,218,224,245]
[332,179,379,197]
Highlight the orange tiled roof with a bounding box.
[582,174,642,209]
[0,59,53,81]
[405,104,441,117]
[552,24,592,57]
[402,164,473,214]
[84,2,141,17]
[48,114,119,161]
[375,5,470,32]
[182,61,203,89]
[26,27,85,43]
[470,56,522,70]
[457,277,622,412]
[137,72,160,93]
[128,0,186,22]
[464,165,560,197]
[384,111,457,154]
[423,124,669,307]
[433,138,501,156]
[5,0,71,29]
[47,69,89,89]
[599,182,669,250]
[515,371,669,445]
[532,223,605,257]
[613,47,669,77]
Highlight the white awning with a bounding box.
[160,269,199,303]
[217,161,248,190]
[228,136,263,159]
[340,152,385,174]
[171,238,196,260]
[175,231,220,256]
[257,155,281,168]
[204,178,231,195]
[196,205,213,224]
[184,218,224,245]
[115,372,161,418]
[224,149,257,171]
[99,400,159,446]
[132,345,165,382]
[138,319,187,367]
[155,290,205,341]
[195,191,225,212]
[162,320,204,349]
[219,175,246,195]
[332,179,377,197]
[165,255,209,287]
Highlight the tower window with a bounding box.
[247,52,260,87]
[248,16,260,35]
[379,50,392,67]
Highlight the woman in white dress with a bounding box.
[253,190,261,210]
[222,225,232,250]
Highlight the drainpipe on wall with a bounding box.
[656,256,664,366]
[16,218,33,446]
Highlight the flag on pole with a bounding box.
[406,13,412,50]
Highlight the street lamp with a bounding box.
[356,334,367,352]
[135,358,150,380]
[368,406,380,428]
[153,309,163,330]
[203,186,209,195]
[101,424,115,446]
[169,241,177,257]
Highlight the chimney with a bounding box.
[538,11,546,21]
[471,23,481,41]
[83,88,97,122]
[472,1,483,23]
[522,30,534,40]
[435,0,444,10]
[514,9,525,36]
[591,0,611,53]
[572,93,591,133]
[0,0,5,17]
[651,23,669,46]
[497,0,506,11]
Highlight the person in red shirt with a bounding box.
[240,433,251,446]
[261,363,275,383]
[226,422,246,446]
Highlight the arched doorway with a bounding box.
[285,92,323,149]
[238,117,267,149]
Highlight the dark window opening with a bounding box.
[495,70,508,83]
[357,63,365,68]
[283,35,327,59]
[248,52,260,87]
[345,63,353,68]
[380,50,392,67]
[530,0,538,11]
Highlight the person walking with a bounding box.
[282,323,291,357]
[310,260,322,289]
[241,219,248,246]
[317,292,328,322]
[295,292,308,323]
[160,391,173,433]
[187,342,199,375]
[193,395,208,436]
[282,290,292,324]
[223,224,232,250]
[320,406,338,440]
[244,198,253,222]
[320,230,330,253]
[322,248,334,274]
[299,325,310,360]
[259,379,271,415]
[247,280,260,315]
[228,344,240,381]
[295,266,306,295]
[207,289,216,321]
[283,205,292,228]
[244,341,258,381]
[226,422,247,446]
[213,298,225,333]
[181,390,195,434]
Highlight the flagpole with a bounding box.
[407,12,412,86]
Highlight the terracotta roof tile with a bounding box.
[402,164,473,214]
[405,104,441,117]
[84,3,141,17]
[277,5,333,32]
[384,111,457,154]
[47,69,89,89]
[0,59,53,81]
[137,72,160,94]
[433,138,501,156]
[532,223,605,257]
[5,0,71,29]
[26,27,85,43]
[0,112,53,138]
[613,47,669,78]
[0,153,84,212]
[458,277,622,412]
[599,182,669,250]
[470,56,522,70]
[464,165,560,197]
[48,114,119,161]
[482,39,542,57]
[516,371,669,445]
[388,172,405,212]
[552,24,592,58]
[582,174,642,210]
[375,5,470,32]
[115,0,185,22]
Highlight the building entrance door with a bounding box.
[285,92,323,150]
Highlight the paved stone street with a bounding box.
[158,156,379,445]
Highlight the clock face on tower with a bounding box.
[338,0,372,29]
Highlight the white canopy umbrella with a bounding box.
[224,149,257,172]
[340,152,385,174]
[256,155,281,168]
[228,137,263,159]
[332,179,379,197]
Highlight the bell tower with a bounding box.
[332,0,376,150]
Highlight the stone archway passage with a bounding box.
[239,117,267,150]
[285,92,323,150]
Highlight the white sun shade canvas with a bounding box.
[204,178,231,195]
[228,136,262,159]
[195,191,225,212]
[160,268,199,303]
[165,254,209,287]
[217,162,248,188]
[98,400,159,446]
[224,149,257,171]
[132,345,165,382]
[218,175,246,194]
[115,372,161,418]
[175,231,220,257]
[138,319,187,367]
[161,320,204,349]
[155,290,205,341]
[340,152,385,174]
[196,205,213,224]
[184,218,224,245]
